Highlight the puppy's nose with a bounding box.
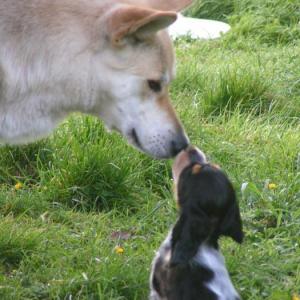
[170,134,189,157]
[186,146,207,164]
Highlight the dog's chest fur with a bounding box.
[194,245,240,300]
[150,233,240,300]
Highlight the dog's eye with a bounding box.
[148,80,162,93]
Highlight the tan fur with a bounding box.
[107,5,177,44]
[0,0,193,158]
[192,164,202,174]
[141,0,193,11]
[157,94,182,129]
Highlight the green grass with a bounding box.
[0,0,300,299]
[186,0,300,44]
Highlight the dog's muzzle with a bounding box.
[128,127,189,159]
[170,134,189,157]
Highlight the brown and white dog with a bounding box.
[0,0,192,158]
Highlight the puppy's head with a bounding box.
[93,1,193,158]
[170,146,243,265]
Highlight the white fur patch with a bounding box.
[194,244,240,300]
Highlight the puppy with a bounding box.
[150,147,243,300]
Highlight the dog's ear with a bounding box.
[220,200,244,244]
[106,5,177,45]
[146,0,194,12]
[170,211,211,266]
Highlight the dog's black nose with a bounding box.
[170,134,189,156]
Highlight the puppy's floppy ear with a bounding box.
[106,5,177,45]
[220,200,244,244]
[170,211,211,266]
[146,0,194,12]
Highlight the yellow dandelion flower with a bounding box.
[115,246,124,254]
[292,294,300,300]
[268,183,277,190]
[14,182,23,190]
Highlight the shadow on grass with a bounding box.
[0,218,42,272]
[41,116,164,213]
[0,140,53,185]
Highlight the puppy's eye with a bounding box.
[147,80,162,93]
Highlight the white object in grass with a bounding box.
[169,13,231,40]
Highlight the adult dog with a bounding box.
[0,0,192,158]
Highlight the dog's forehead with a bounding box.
[126,30,175,81]
[157,30,175,82]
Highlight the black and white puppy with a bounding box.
[150,147,244,300]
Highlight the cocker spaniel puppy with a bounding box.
[150,146,243,300]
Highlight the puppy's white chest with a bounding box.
[195,245,240,300]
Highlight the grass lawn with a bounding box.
[0,0,299,299]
